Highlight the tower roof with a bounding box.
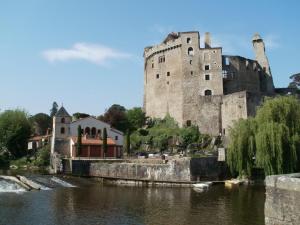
[55,106,71,117]
[252,33,263,42]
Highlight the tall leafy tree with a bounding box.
[50,102,59,117]
[29,113,51,135]
[0,110,32,158]
[227,96,300,176]
[126,131,131,155]
[77,125,82,157]
[97,104,128,132]
[102,128,108,158]
[126,107,146,132]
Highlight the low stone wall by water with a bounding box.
[265,173,300,225]
[71,159,191,182]
[68,157,228,183]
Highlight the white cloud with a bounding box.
[43,43,131,65]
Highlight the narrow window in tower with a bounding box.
[225,57,230,66]
[205,74,210,80]
[188,47,194,56]
[167,81,169,85]
[187,37,191,44]
[167,72,170,76]
[191,71,193,75]
[60,127,65,134]
[204,90,212,96]
[189,60,192,65]
[186,120,191,127]
[205,65,210,70]
[156,74,159,79]
[152,63,154,68]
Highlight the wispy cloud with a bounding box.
[42,43,131,65]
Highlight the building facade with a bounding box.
[51,106,124,158]
[144,31,274,137]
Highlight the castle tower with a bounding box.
[51,106,72,154]
[252,33,274,93]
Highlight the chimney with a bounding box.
[204,32,211,48]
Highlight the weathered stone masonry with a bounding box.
[144,31,274,137]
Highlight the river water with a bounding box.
[0,176,265,225]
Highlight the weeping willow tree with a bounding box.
[227,118,256,177]
[255,96,300,175]
[227,96,300,177]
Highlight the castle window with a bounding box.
[225,57,230,66]
[188,47,194,56]
[204,89,212,96]
[191,71,193,75]
[167,72,170,76]
[205,74,210,80]
[61,118,65,123]
[205,65,210,70]
[167,81,169,85]
[60,127,65,134]
[189,60,192,65]
[186,120,191,127]
[115,136,118,140]
[158,56,165,63]
[152,63,154,68]
[156,74,159,79]
[222,70,228,78]
[187,37,191,44]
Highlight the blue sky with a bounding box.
[1,0,299,116]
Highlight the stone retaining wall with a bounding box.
[265,173,300,225]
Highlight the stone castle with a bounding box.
[143,31,275,137]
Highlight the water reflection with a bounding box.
[0,178,265,225]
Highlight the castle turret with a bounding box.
[204,32,211,48]
[252,33,274,93]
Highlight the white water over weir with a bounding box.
[0,175,75,193]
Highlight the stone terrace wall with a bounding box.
[72,158,191,182]
[90,159,191,182]
[265,173,300,225]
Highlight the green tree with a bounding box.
[126,131,131,155]
[50,102,59,117]
[29,113,51,135]
[77,125,82,157]
[227,119,257,177]
[98,104,128,132]
[255,96,300,175]
[0,109,32,158]
[73,112,90,120]
[126,107,146,131]
[227,96,300,177]
[102,127,108,158]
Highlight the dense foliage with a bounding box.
[0,109,32,158]
[130,115,203,154]
[73,112,90,120]
[227,96,300,176]
[29,113,51,135]
[98,104,128,132]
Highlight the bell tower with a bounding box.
[51,106,72,153]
